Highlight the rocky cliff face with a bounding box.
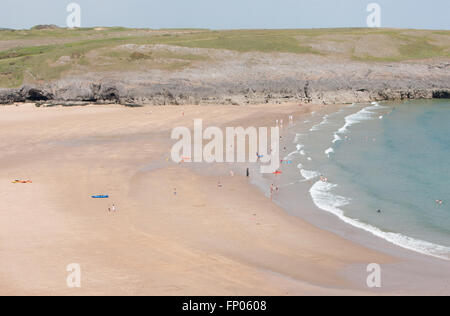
[1,52,449,106]
[1,78,448,106]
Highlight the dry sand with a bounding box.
[0,102,403,295]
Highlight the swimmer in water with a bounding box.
[320,175,328,183]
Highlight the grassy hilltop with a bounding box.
[0,27,449,88]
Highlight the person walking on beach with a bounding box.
[108,203,117,213]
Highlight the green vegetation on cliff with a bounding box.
[0,27,448,88]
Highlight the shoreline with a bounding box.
[255,101,450,293]
[0,102,449,295]
[285,101,450,261]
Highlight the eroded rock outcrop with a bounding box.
[1,56,449,106]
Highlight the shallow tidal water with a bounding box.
[281,99,450,260]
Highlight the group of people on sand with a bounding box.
[275,115,294,128]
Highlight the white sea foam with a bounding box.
[294,133,303,143]
[310,181,450,260]
[332,104,386,142]
[310,114,330,132]
[338,107,375,134]
[285,144,304,159]
[300,169,320,181]
[293,144,307,156]
[298,103,450,260]
[310,181,350,211]
[325,147,334,157]
[295,154,319,180]
[332,133,341,143]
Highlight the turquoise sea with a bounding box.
[284,99,450,260]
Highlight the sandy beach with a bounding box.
[0,102,448,296]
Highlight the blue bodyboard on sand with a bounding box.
[91,195,109,199]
